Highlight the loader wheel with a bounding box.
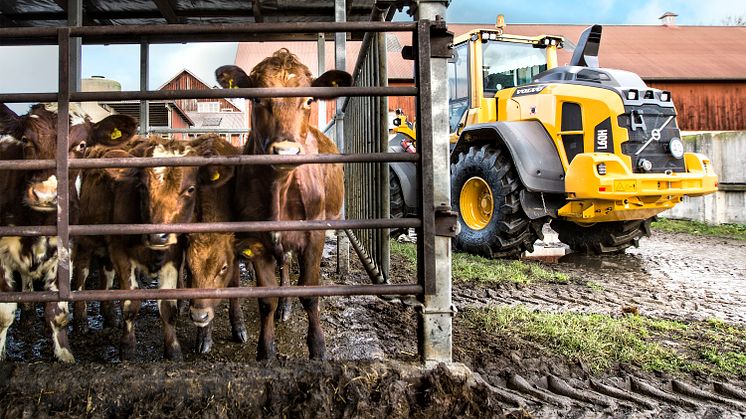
[389,169,409,238]
[451,144,543,259]
[550,218,653,254]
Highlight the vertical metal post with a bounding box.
[140,41,150,135]
[68,0,82,93]
[317,33,326,128]
[335,0,349,275]
[415,1,453,365]
[56,28,72,299]
[378,29,390,279]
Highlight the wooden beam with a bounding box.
[153,0,180,24]
[252,0,263,23]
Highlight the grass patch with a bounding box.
[389,240,568,285]
[585,281,604,292]
[652,218,746,241]
[462,305,746,377]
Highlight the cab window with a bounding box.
[447,43,469,133]
[482,41,547,93]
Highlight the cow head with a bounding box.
[187,233,235,326]
[103,136,233,250]
[215,49,352,164]
[0,103,137,212]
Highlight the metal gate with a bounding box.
[0,9,452,363]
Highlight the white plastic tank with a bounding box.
[80,76,122,122]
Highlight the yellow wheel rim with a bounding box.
[460,176,494,230]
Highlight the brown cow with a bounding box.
[0,103,135,362]
[215,49,350,360]
[184,134,247,353]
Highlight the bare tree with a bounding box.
[722,15,746,25]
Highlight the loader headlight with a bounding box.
[660,91,671,102]
[597,163,607,175]
[669,137,684,159]
[626,89,639,101]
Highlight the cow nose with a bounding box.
[33,188,57,204]
[191,310,209,323]
[269,141,302,156]
[148,233,170,246]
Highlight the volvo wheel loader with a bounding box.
[389,21,718,258]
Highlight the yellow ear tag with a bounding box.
[228,79,234,89]
[242,248,253,257]
[110,128,122,140]
[331,81,338,87]
[211,171,221,181]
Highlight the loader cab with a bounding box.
[447,29,564,142]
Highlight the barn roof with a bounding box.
[235,23,746,82]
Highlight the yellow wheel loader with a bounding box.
[390,21,718,258]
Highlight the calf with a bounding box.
[0,103,134,362]
[215,49,350,360]
[183,134,247,353]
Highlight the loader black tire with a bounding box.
[451,144,544,259]
[389,169,408,237]
[550,217,653,254]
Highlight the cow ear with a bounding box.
[91,115,138,146]
[215,65,252,89]
[312,70,353,95]
[199,165,235,188]
[0,103,22,137]
[102,149,138,181]
[235,238,264,260]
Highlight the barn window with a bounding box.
[197,102,220,113]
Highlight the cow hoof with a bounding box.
[232,325,248,344]
[56,348,76,364]
[166,347,184,361]
[119,346,135,361]
[195,330,213,354]
[275,299,292,323]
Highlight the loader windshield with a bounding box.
[482,41,547,92]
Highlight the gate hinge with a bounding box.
[434,204,459,237]
[429,16,453,59]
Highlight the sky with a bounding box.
[2,0,745,113]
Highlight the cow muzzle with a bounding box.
[190,306,215,328]
[26,175,58,212]
[268,140,303,156]
[145,232,177,250]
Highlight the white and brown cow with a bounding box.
[215,49,349,360]
[0,103,135,362]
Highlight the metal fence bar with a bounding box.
[0,86,416,104]
[0,284,423,303]
[56,27,72,300]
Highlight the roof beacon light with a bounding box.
[496,14,506,34]
[481,32,489,42]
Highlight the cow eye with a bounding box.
[78,141,87,151]
[304,97,315,108]
[219,263,228,274]
[20,136,30,144]
[185,185,196,195]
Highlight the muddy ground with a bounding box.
[1,229,745,418]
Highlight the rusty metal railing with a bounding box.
[0,21,439,320]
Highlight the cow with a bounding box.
[215,48,350,360]
[182,134,247,353]
[0,103,135,362]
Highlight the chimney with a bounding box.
[659,11,678,26]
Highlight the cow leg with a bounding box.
[275,254,292,323]
[0,267,17,361]
[158,260,182,361]
[254,255,278,361]
[117,258,140,361]
[228,262,247,343]
[19,272,35,325]
[177,252,189,317]
[298,231,326,360]
[71,244,92,334]
[100,260,119,328]
[44,270,75,363]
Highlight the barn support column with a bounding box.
[334,0,350,275]
[317,33,327,129]
[415,0,454,366]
